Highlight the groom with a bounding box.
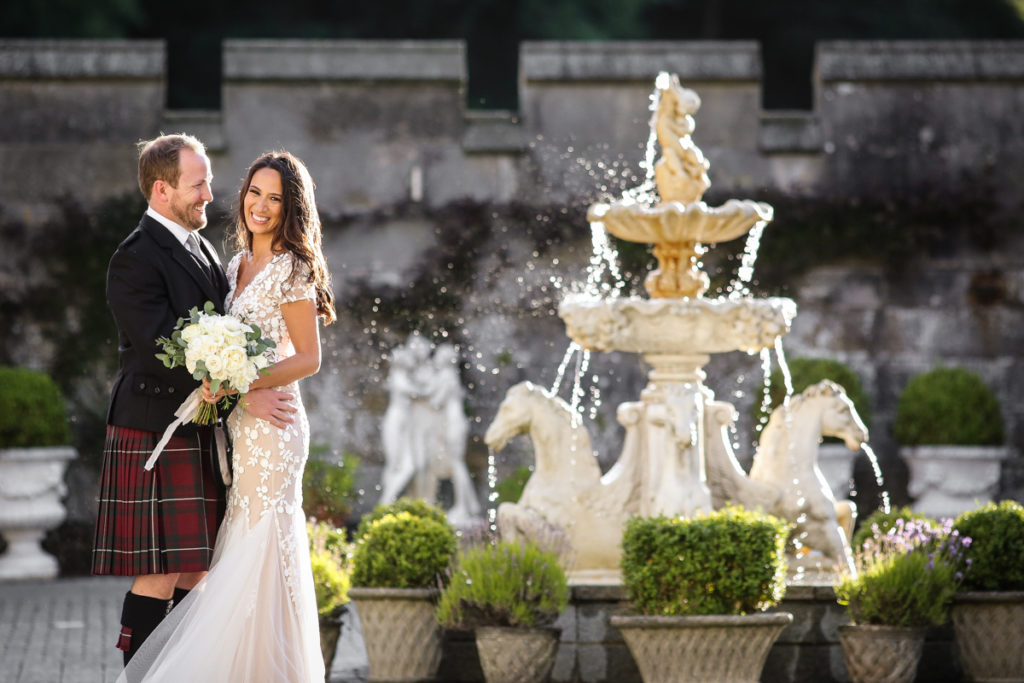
[91,133,297,664]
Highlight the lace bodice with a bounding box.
[226,251,315,369]
[223,250,315,529]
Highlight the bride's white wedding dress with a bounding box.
[120,251,324,682]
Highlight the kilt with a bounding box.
[91,424,226,576]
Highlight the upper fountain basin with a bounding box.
[588,198,773,246]
[559,295,797,355]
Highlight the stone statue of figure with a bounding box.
[378,334,481,526]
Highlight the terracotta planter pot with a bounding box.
[474,626,560,683]
[952,591,1024,682]
[349,587,441,682]
[838,623,926,683]
[610,612,793,683]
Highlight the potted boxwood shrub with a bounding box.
[308,519,351,671]
[0,366,78,580]
[950,500,1024,682]
[436,539,569,683]
[348,499,457,681]
[611,506,793,683]
[835,516,969,683]
[757,357,872,499]
[894,366,1007,519]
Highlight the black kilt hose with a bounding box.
[91,424,226,576]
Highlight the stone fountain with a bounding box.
[486,73,867,582]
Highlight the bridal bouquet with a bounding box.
[155,301,276,425]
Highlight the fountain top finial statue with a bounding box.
[652,72,710,205]
[587,72,772,299]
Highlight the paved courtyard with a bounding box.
[0,576,368,682]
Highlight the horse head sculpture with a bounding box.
[485,381,641,578]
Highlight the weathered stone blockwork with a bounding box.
[0,40,165,222]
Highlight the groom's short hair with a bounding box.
[137,133,207,200]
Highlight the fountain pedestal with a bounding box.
[634,356,713,517]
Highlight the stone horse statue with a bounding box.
[487,378,867,578]
[706,380,868,574]
[484,381,643,576]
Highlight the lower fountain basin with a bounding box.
[558,295,797,355]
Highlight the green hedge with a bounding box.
[894,367,1003,446]
[953,501,1024,592]
[620,507,790,616]
[0,366,72,448]
[350,510,457,589]
[354,498,453,542]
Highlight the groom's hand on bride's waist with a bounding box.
[242,388,297,429]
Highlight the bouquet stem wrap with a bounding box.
[145,387,232,485]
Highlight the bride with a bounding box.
[121,150,336,682]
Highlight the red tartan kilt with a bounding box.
[92,424,226,576]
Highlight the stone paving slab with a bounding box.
[0,577,127,683]
[0,577,370,683]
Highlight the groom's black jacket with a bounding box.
[106,214,230,435]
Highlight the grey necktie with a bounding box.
[186,232,209,266]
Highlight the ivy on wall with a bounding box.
[1,194,144,461]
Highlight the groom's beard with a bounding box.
[170,196,208,231]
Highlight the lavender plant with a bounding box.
[836,518,971,627]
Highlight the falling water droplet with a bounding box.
[550,342,579,397]
[728,220,768,299]
[860,443,891,513]
[486,447,499,534]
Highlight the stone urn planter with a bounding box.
[838,624,926,683]
[436,540,570,683]
[952,592,1024,682]
[611,612,793,683]
[0,445,77,580]
[348,501,457,682]
[475,626,560,683]
[901,446,1009,520]
[349,587,442,681]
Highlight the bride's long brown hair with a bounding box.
[232,151,336,325]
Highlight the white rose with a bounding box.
[222,346,247,375]
[181,323,201,343]
[226,331,247,347]
[198,314,220,333]
[189,336,216,364]
[184,348,199,374]
[231,364,259,394]
[204,353,225,377]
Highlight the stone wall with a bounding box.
[0,40,164,224]
[5,39,1024,219]
[2,38,1023,535]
